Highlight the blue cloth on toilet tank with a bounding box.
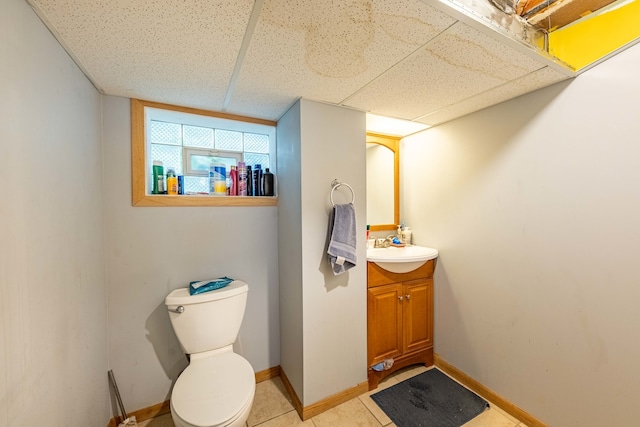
[189,277,234,295]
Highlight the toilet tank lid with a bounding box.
[165,280,248,306]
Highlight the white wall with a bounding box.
[278,99,367,406]
[102,96,281,411]
[277,101,305,398]
[300,100,367,404]
[0,1,108,425]
[402,43,640,427]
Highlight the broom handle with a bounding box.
[108,370,129,421]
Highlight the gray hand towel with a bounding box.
[327,203,357,275]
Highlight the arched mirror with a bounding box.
[366,132,399,231]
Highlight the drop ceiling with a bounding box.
[27,0,576,126]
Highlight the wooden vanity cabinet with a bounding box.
[367,259,435,390]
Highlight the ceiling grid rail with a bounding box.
[222,0,265,111]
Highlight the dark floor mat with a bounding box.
[370,368,489,427]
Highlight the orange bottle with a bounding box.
[166,168,178,195]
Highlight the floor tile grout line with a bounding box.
[357,394,385,427]
[250,407,296,426]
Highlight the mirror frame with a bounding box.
[366,132,400,231]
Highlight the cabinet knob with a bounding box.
[405,294,411,300]
[398,296,403,301]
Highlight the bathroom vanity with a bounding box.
[366,249,436,390]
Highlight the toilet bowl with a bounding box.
[170,349,255,427]
[165,281,255,427]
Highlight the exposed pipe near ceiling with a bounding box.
[485,0,552,51]
[488,0,519,14]
[487,0,562,20]
[521,0,560,20]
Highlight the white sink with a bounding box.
[367,245,438,274]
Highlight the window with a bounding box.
[131,99,277,207]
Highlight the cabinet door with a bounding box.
[367,283,403,366]
[403,279,433,354]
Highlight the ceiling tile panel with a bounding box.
[28,0,579,124]
[342,21,547,120]
[30,0,254,111]
[414,66,570,125]
[225,0,457,120]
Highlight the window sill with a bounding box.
[132,195,278,207]
[131,98,278,208]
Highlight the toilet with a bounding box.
[165,281,255,427]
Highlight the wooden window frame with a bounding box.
[131,99,278,207]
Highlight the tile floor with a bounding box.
[138,365,529,427]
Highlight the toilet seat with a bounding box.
[171,352,255,427]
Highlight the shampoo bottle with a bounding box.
[229,165,238,196]
[253,164,263,196]
[238,162,247,196]
[152,160,164,194]
[166,168,178,195]
[263,168,274,196]
[246,165,253,197]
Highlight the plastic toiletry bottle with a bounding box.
[209,162,215,194]
[210,162,226,195]
[402,227,412,245]
[152,160,164,194]
[166,168,178,195]
[238,162,247,196]
[397,224,403,240]
[246,165,253,197]
[177,175,184,195]
[263,168,274,196]
[253,164,263,196]
[229,165,238,196]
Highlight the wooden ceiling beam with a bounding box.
[522,0,618,30]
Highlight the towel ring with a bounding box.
[330,179,355,206]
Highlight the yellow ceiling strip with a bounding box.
[548,0,640,71]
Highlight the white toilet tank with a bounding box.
[165,280,248,355]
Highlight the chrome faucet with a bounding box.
[374,235,396,248]
[373,238,387,248]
